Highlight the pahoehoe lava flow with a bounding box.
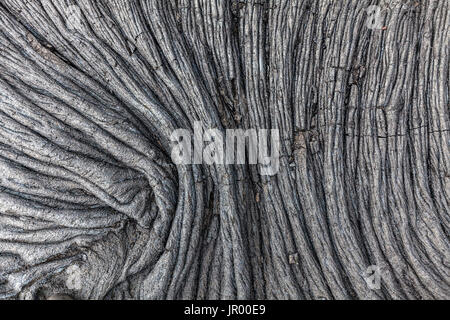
[0,0,448,300]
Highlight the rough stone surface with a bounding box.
[0,0,448,300]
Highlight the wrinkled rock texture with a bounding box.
[0,0,448,300]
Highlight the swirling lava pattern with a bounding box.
[0,0,448,299]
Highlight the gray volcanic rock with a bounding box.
[0,0,448,300]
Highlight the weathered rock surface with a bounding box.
[0,0,448,299]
